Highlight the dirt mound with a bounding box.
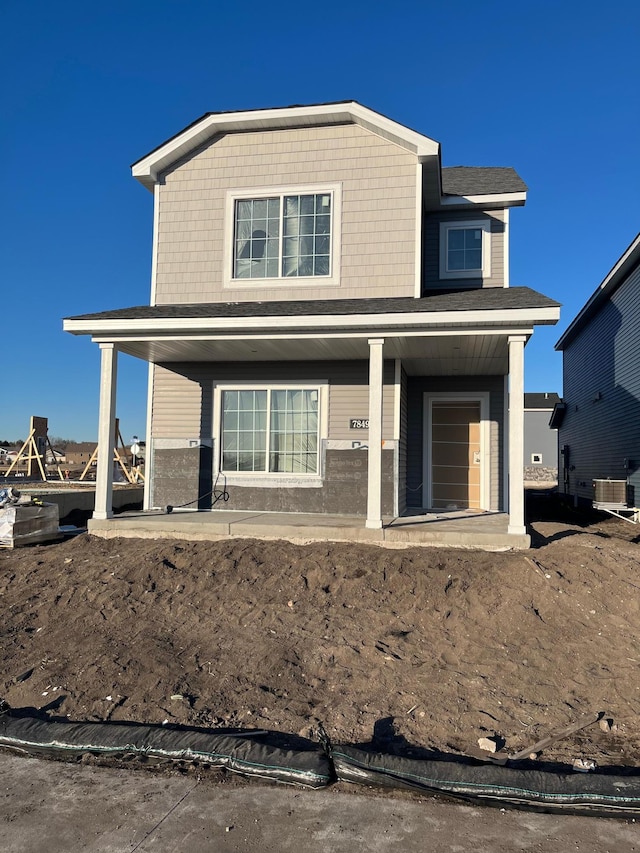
[2,505,639,769]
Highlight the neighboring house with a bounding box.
[64,442,98,467]
[45,449,65,465]
[555,232,640,506]
[64,101,559,541]
[524,392,560,484]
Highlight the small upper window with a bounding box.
[234,192,332,280]
[531,453,543,464]
[448,227,482,271]
[439,220,491,279]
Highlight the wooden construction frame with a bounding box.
[79,419,139,484]
[2,417,64,482]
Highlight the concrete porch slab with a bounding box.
[88,508,530,551]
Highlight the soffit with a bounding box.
[87,333,514,376]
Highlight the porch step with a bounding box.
[87,509,530,552]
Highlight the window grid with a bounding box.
[221,388,319,475]
[234,193,331,280]
[221,390,267,472]
[447,227,483,272]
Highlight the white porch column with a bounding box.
[94,343,118,520]
[366,338,384,529]
[507,335,526,535]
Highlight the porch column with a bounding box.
[507,335,526,535]
[94,343,118,520]
[366,338,384,529]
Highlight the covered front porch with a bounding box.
[87,506,527,550]
[63,289,561,551]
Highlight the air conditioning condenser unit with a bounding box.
[593,479,627,509]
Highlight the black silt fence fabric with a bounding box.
[0,711,332,789]
[331,744,640,815]
[3,704,640,815]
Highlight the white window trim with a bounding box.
[531,453,543,464]
[439,220,491,280]
[212,380,328,484]
[224,184,341,289]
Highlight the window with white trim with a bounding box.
[439,220,491,279]
[233,192,333,280]
[531,452,543,464]
[221,387,320,474]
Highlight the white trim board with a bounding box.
[64,307,559,335]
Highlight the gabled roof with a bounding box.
[555,232,640,350]
[131,101,441,190]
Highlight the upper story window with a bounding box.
[439,220,491,280]
[225,184,341,287]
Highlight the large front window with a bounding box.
[221,388,319,474]
[234,193,332,280]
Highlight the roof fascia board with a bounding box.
[440,191,527,208]
[64,306,559,336]
[131,102,440,189]
[87,326,536,345]
[555,232,640,350]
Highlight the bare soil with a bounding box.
[2,494,640,771]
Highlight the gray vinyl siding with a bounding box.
[524,410,558,466]
[397,365,409,515]
[406,375,505,510]
[559,264,640,505]
[422,210,506,290]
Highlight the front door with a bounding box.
[426,398,483,510]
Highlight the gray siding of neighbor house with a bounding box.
[406,375,505,511]
[422,210,506,290]
[524,410,558,482]
[559,264,640,505]
[149,360,398,515]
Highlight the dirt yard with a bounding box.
[2,494,640,771]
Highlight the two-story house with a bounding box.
[64,102,559,547]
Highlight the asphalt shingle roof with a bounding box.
[524,392,561,409]
[67,287,558,323]
[441,167,527,196]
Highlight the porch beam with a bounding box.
[507,335,526,535]
[366,338,385,529]
[94,343,118,520]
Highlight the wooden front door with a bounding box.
[430,400,481,510]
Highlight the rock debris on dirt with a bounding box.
[1,498,639,769]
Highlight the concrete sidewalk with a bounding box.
[1,754,638,852]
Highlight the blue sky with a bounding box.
[2,0,639,441]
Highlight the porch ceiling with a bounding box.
[91,332,513,376]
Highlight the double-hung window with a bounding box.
[227,185,340,285]
[439,220,491,279]
[220,387,320,475]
